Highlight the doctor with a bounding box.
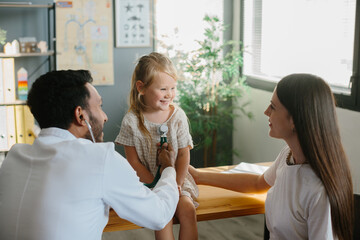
[0,70,179,240]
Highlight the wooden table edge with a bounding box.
[103,163,271,232]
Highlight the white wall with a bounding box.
[233,88,360,194]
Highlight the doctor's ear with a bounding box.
[74,106,86,125]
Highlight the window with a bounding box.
[241,0,360,111]
[155,0,223,56]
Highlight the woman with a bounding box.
[189,74,354,240]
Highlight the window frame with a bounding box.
[240,0,360,112]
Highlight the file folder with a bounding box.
[24,105,35,144]
[2,58,16,103]
[5,105,16,149]
[15,105,26,144]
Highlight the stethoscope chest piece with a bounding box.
[158,124,168,146]
[158,124,168,136]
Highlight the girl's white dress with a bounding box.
[115,105,199,206]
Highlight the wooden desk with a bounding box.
[104,165,268,232]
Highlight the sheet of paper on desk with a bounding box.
[222,162,269,175]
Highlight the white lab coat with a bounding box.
[0,128,179,240]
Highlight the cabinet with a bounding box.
[0,2,56,80]
[0,2,55,152]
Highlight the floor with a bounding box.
[102,214,264,240]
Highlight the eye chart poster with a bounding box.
[115,0,152,47]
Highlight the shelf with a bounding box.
[0,50,54,58]
[0,100,26,106]
[0,3,53,8]
[0,2,56,71]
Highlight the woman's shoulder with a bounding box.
[273,145,290,166]
[298,167,328,209]
[299,164,324,188]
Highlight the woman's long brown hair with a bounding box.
[276,74,354,240]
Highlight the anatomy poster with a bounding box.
[56,0,114,85]
[115,0,152,47]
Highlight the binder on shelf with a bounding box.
[23,105,35,144]
[15,105,26,144]
[2,58,16,103]
[0,106,8,151]
[0,58,4,103]
[5,105,16,149]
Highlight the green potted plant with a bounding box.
[0,27,7,46]
[163,15,253,167]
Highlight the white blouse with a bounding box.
[264,146,335,240]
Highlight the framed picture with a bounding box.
[115,0,152,47]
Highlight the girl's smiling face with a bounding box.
[140,72,177,112]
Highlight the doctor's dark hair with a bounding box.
[27,70,93,129]
[276,73,354,240]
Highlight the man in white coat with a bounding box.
[0,70,179,240]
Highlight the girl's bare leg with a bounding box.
[175,196,198,240]
[154,220,174,240]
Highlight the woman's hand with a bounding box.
[188,165,199,184]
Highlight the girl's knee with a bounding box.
[176,197,196,220]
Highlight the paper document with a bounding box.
[223,162,270,175]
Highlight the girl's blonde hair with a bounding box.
[129,52,177,140]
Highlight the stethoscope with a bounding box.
[158,124,168,146]
[85,117,168,188]
[84,119,96,143]
[144,124,168,188]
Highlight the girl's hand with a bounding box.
[188,165,199,184]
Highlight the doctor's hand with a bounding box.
[158,143,175,173]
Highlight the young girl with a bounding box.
[115,52,199,240]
